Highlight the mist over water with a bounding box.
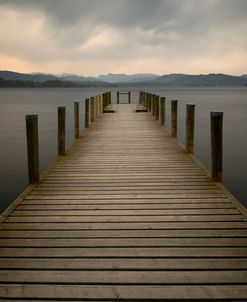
[0,87,246,213]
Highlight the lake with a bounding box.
[0,87,246,213]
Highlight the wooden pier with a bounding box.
[0,92,247,301]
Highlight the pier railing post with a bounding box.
[117,91,120,104]
[186,104,195,153]
[155,95,159,120]
[97,95,100,118]
[151,94,155,115]
[58,107,66,155]
[108,92,112,105]
[159,97,165,126]
[90,97,95,123]
[85,98,90,128]
[148,93,151,112]
[171,100,178,137]
[102,93,106,112]
[145,92,148,109]
[74,102,79,139]
[100,95,103,114]
[211,112,223,182]
[128,91,131,104]
[94,96,97,121]
[26,114,39,184]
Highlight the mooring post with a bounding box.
[58,107,66,155]
[97,95,100,117]
[85,98,90,128]
[105,93,108,107]
[171,100,178,137]
[211,111,223,182]
[128,91,131,104]
[148,93,151,112]
[155,95,159,120]
[90,97,95,123]
[159,97,165,126]
[108,92,112,105]
[151,94,155,115]
[145,92,148,109]
[26,114,39,184]
[99,95,103,114]
[74,101,79,139]
[94,96,97,121]
[117,91,120,104]
[102,93,105,109]
[94,96,97,120]
[186,104,195,153]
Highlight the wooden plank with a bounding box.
[0,247,246,257]
[0,237,247,247]
[0,284,247,300]
[10,209,241,216]
[2,221,247,230]
[1,258,247,270]
[16,203,235,210]
[0,270,247,284]
[21,198,230,205]
[5,215,245,223]
[0,229,246,238]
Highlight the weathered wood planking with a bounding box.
[0,103,247,301]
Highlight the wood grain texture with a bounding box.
[0,103,247,301]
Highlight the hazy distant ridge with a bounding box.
[0,71,246,87]
[152,73,247,86]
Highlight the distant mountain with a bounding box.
[0,71,58,82]
[58,73,97,82]
[152,73,247,86]
[0,71,112,88]
[0,70,246,87]
[98,73,159,83]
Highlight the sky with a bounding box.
[0,0,246,76]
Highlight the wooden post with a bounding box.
[85,98,90,128]
[58,107,66,156]
[102,93,105,109]
[186,104,195,153]
[90,97,94,123]
[74,102,79,139]
[148,93,151,112]
[155,95,159,120]
[108,91,112,105]
[100,95,103,114]
[26,114,39,184]
[94,96,97,121]
[94,96,97,119]
[105,92,109,107]
[171,100,178,137]
[144,92,147,109]
[211,111,223,182]
[151,94,155,115]
[117,91,120,104]
[128,91,131,104]
[159,97,165,126]
[96,95,100,117]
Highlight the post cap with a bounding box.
[210,111,223,117]
[25,114,38,120]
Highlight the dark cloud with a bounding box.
[0,0,246,74]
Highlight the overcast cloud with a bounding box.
[0,0,246,75]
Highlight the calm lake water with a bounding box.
[0,87,246,213]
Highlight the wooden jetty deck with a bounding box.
[0,100,247,300]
